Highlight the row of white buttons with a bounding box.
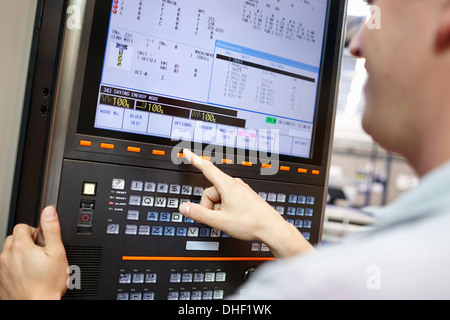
[168,290,224,300]
[114,179,204,196]
[128,196,188,208]
[119,273,157,284]
[170,272,226,283]
[258,192,315,205]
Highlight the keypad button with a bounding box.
[125,225,137,235]
[159,212,171,222]
[307,196,315,205]
[182,273,193,283]
[193,186,204,196]
[216,272,226,282]
[179,291,191,300]
[181,185,193,195]
[117,293,129,300]
[277,193,286,203]
[267,193,277,202]
[169,184,181,194]
[138,225,150,235]
[151,226,163,236]
[294,220,303,228]
[298,195,306,204]
[147,211,158,221]
[157,183,169,193]
[142,196,154,206]
[202,291,213,300]
[164,226,175,236]
[130,180,143,191]
[251,243,261,251]
[287,207,296,215]
[130,292,142,300]
[176,227,187,236]
[129,195,141,206]
[119,273,131,284]
[204,272,215,282]
[213,290,224,300]
[112,179,125,190]
[132,273,144,283]
[199,228,210,237]
[191,291,202,300]
[275,206,285,215]
[288,195,298,203]
[127,210,139,220]
[188,227,199,237]
[167,292,179,300]
[193,273,204,282]
[154,197,167,207]
[145,273,157,283]
[171,213,183,223]
[143,292,155,300]
[170,273,181,283]
[144,182,156,192]
[167,198,179,208]
[107,224,119,234]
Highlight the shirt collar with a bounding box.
[363,161,450,228]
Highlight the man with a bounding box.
[2,0,450,299]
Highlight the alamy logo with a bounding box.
[366,265,381,290]
[66,4,82,30]
[366,5,382,30]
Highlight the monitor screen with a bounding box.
[78,0,334,163]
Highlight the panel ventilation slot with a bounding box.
[63,246,102,299]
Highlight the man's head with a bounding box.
[350,0,450,176]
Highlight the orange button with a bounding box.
[201,156,211,161]
[312,170,320,175]
[280,166,290,172]
[177,153,184,158]
[127,146,141,153]
[100,143,115,150]
[261,164,272,169]
[79,140,92,147]
[298,168,308,174]
[222,159,232,164]
[152,150,166,156]
[242,161,253,167]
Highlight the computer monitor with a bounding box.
[76,0,344,172]
[24,0,347,300]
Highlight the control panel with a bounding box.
[58,159,324,300]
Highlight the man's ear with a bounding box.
[435,2,450,52]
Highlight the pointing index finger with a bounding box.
[183,149,232,191]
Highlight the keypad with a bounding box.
[107,179,315,242]
[117,268,227,300]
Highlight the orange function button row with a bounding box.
[79,140,92,147]
[152,150,166,156]
[100,143,115,150]
[127,146,141,153]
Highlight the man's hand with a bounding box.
[179,149,315,259]
[0,206,68,300]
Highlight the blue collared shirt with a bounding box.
[233,161,450,299]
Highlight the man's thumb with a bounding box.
[39,206,64,250]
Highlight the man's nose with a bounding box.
[349,26,364,58]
